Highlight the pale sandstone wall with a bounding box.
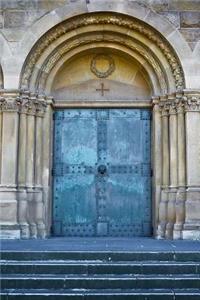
[0,0,199,50]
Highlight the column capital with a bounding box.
[0,89,48,116]
[159,101,170,117]
[35,95,47,117]
[182,90,200,112]
[0,89,21,112]
[157,91,200,114]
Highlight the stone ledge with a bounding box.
[0,224,20,239]
[183,230,200,240]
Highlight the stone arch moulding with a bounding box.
[5,11,199,241]
[0,65,3,89]
[19,12,185,93]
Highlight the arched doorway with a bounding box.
[51,50,152,237]
[18,12,187,240]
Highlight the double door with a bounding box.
[53,109,151,237]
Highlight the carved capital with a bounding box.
[152,97,160,113]
[159,102,170,117]
[0,91,21,112]
[183,91,200,112]
[0,90,48,116]
[35,97,47,117]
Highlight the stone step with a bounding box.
[1,289,200,300]
[1,251,200,299]
[1,274,200,289]
[1,251,200,261]
[1,261,200,275]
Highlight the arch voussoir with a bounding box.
[20,12,185,94]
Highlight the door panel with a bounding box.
[53,109,151,237]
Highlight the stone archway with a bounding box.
[17,12,188,240]
[2,11,200,240]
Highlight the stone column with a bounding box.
[17,91,30,238]
[173,95,186,239]
[42,97,54,236]
[34,96,47,238]
[0,90,20,238]
[157,99,169,239]
[183,91,200,239]
[26,95,37,238]
[152,98,162,235]
[166,98,178,239]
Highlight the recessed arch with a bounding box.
[19,12,185,96]
[47,46,156,98]
[51,47,153,101]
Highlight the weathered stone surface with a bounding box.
[180,12,200,28]
[180,28,200,50]
[168,0,200,11]
[146,0,168,12]
[0,0,67,10]
[0,11,3,28]
[160,11,180,28]
[4,10,26,28]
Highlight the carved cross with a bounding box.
[96,83,110,97]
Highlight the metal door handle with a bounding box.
[98,165,107,175]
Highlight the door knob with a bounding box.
[98,165,107,175]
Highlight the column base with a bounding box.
[182,229,200,240]
[0,224,20,239]
[173,224,183,239]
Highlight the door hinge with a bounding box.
[151,169,153,177]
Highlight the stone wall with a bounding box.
[0,0,199,50]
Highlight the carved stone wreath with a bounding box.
[90,54,115,78]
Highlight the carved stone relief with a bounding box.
[90,54,115,78]
[0,91,47,116]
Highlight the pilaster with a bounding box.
[0,90,21,238]
[182,90,200,239]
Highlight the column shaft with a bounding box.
[157,104,169,239]
[152,100,162,236]
[42,100,53,236]
[35,114,45,238]
[18,111,30,238]
[174,104,186,239]
[26,113,36,238]
[166,105,178,239]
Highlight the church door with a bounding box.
[53,109,151,237]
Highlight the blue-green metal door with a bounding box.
[53,109,151,237]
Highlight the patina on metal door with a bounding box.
[53,109,151,237]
